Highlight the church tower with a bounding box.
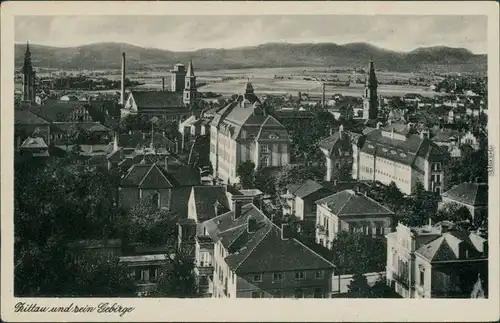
[22,42,36,103]
[183,60,197,105]
[362,59,378,120]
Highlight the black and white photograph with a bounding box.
[1,1,499,322]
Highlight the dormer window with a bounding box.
[269,134,279,140]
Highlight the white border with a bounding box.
[1,2,499,322]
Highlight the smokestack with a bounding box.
[113,132,119,152]
[322,83,326,108]
[120,52,126,105]
[162,77,165,92]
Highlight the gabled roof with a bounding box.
[316,189,393,216]
[192,186,230,222]
[15,109,50,125]
[442,182,488,207]
[415,231,487,262]
[120,164,153,187]
[319,131,352,156]
[288,179,324,199]
[138,164,174,189]
[130,91,185,109]
[204,204,334,274]
[29,100,88,122]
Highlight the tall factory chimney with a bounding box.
[321,82,326,108]
[120,52,126,105]
[162,77,165,91]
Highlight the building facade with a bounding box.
[319,125,353,182]
[386,222,488,298]
[203,203,334,298]
[209,82,291,183]
[351,123,448,195]
[362,60,379,120]
[315,189,393,249]
[170,63,187,92]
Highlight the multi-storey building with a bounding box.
[319,125,353,182]
[352,123,448,195]
[209,82,291,183]
[386,222,488,298]
[202,202,334,298]
[315,189,393,249]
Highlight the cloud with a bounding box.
[15,15,487,53]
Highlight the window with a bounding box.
[260,144,269,153]
[295,271,305,280]
[432,162,442,172]
[272,272,284,282]
[419,269,425,286]
[253,273,263,282]
[261,156,269,167]
[314,270,324,279]
[251,291,263,298]
[151,192,160,208]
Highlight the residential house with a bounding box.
[209,82,292,183]
[179,115,211,150]
[386,222,488,298]
[281,179,332,238]
[203,203,335,298]
[440,182,488,224]
[460,131,480,150]
[19,136,50,157]
[315,189,394,249]
[14,108,51,147]
[118,162,200,214]
[319,125,353,182]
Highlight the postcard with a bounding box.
[1,1,499,322]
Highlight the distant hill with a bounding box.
[15,42,487,73]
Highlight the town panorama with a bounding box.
[14,16,489,299]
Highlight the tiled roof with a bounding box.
[416,231,487,262]
[316,189,393,216]
[51,122,111,133]
[130,91,185,109]
[15,109,50,125]
[29,100,88,122]
[170,186,193,219]
[442,182,488,207]
[120,163,200,188]
[204,204,334,274]
[360,129,445,167]
[319,131,352,157]
[192,186,230,222]
[289,179,325,199]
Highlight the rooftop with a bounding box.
[130,91,185,109]
[203,203,334,274]
[442,182,488,207]
[316,189,394,217]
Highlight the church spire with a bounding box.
[362,59,378,120]
[22,40,36,103]
[183,59,197,105]
[187,60,195,77]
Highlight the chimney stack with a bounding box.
[281,224,291,240]
[339,124,344,139]
[247,218,258,233]
[164,156,169,172]
[113,132,119,152]
[322,83,326,108]
[162,77,165,92]
[233,199,242,219]
[120,52,126,105]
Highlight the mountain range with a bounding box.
[15,42,487,73]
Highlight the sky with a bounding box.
[15,15,487,54]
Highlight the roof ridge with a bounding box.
[363,194,395,214]
[234,223,273,271]
[335,191,353,215]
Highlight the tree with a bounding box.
[330,232,386,274]
[432,203,472,224]
[347,273,372,298]
[236,161,256,188]
[125,199,180,247]
[153,247,198,298]
[275,164,325,194]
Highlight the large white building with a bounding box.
[209,82,291,183]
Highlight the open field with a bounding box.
[29,66,442,98]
